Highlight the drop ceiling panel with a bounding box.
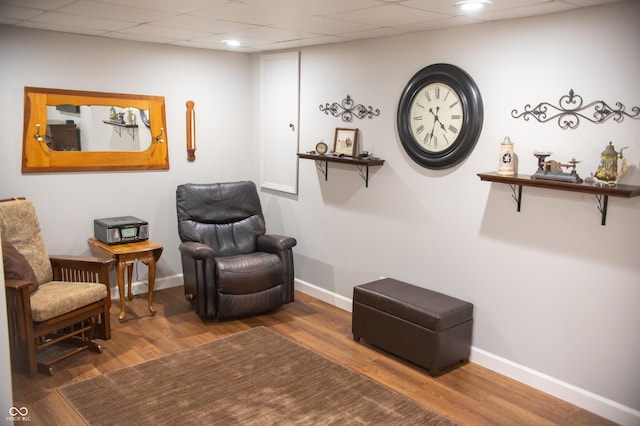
[0,0,623,52]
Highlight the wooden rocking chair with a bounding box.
[1,198,113,375]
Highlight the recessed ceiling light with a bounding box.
[221,39,241,48]
[455,1,492,11]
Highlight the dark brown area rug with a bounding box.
[59,326,456,425]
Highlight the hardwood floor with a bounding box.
[11,286,613,425]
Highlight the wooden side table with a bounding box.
[88,238,163,322]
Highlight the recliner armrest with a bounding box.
[257,234,297,304]
[179,241,216,260]
[257,234,297,253]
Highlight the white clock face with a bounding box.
[316,142,327,154]
[409,82,464,153]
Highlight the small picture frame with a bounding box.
[333,128,358,157]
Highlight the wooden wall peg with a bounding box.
[186,100,196,161]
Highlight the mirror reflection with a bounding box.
[45,105,152,152]
[23,87,169,173]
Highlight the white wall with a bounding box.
[0,1,639,424]
[0,24,255,411]
[253,2,640,424]
[0,25,254,272]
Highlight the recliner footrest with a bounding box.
[217,285,283,320]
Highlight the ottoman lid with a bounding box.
[354,279,473,331]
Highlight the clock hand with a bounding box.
[430,106,448,134]
[427,108,438,144]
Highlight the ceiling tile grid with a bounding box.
[0,0,623,52]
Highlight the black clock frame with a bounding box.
[397,63,483,169]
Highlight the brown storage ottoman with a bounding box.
[352,278,473,376]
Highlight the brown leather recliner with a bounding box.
[176,181,297,320]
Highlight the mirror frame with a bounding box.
[22,87,169,173]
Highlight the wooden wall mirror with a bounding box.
[22,87,169,172]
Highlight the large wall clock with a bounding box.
[397,63,483,169]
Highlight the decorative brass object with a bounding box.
[593,142,627,186]
[531,152,583,184]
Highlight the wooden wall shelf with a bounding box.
[298,153,384,188]
[478,172,640,226]
[103,120,138,140]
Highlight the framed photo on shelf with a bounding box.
[333,128,358,157]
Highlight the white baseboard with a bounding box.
[470,348,640,426]
[295,278,353,312]
[110,274,183,300]
[294,278,640,426]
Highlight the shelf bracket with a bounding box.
[510,185,610,225]
[510,184,523,212]
[314,160,375,187]
[477,172,640,226]
[299,153,384,188]
[126,126,135,140]
[355,165,371,187]
[595,194,609,226]
[315,160,328,181]
[106,122,136,141]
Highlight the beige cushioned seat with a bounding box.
[1,198,113,375]
[1,198,108,323]
[30,281,108,322]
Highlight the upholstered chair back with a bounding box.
[176,181,266,257]
[0,198,53,285]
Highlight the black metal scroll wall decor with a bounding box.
[319,94,380,122]
[511,89,640,129]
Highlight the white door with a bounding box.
[260,51,300,194]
